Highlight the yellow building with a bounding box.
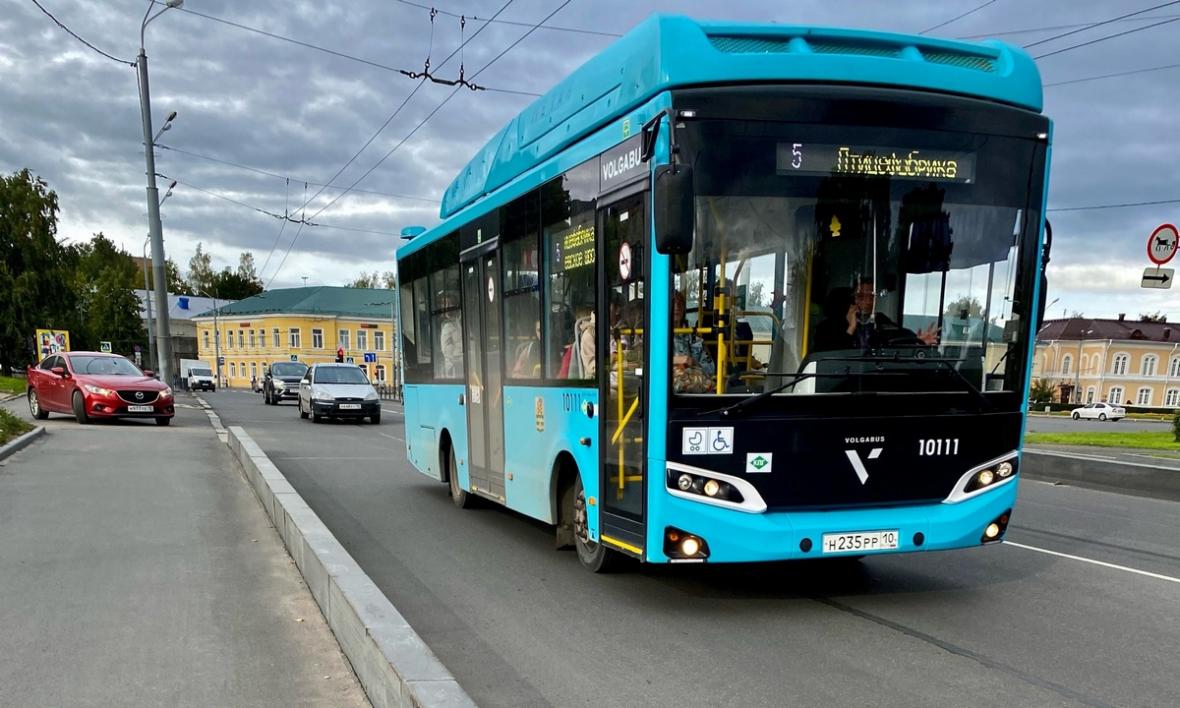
[192,287,398,388]
[1033,316,1180,408]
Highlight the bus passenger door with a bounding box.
[461,245,506,501]
[599,192,647,557]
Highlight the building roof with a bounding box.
[438,14,1042,219]
[134,290,229,321]
[1037,317,1177,344]
[191,287,396,320]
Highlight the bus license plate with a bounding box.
[822,530,899,554]
[128,405,154,413]
[339,403,361,410]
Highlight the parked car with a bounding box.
[1070,402,1126,421]
[187,366,216,392]
[297,363,381,424]
[27,352,175,425]
[263,361,308,405]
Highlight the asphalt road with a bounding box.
[1026,415,1173,433]
[206,389,1180,708]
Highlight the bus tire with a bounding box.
[447,445,473,509]
[573,474,620,573]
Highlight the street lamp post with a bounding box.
[198,287,221,386]
[142,235,156,369]
[138,0,183,385]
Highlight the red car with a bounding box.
[27,351,175,425]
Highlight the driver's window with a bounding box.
[41,356,59,370]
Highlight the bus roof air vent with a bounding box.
[920,49,997,73]
[807,39,901,59]
[706,33,997,74]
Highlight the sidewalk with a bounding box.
[0,396,368,708]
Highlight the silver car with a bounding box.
[297,363,381,424]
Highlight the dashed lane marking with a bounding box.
[1005,541,1180,585]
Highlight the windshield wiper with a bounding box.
[705,370,832,418]
[819,354,994,411]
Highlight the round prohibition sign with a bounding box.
[1147,223,1178,266]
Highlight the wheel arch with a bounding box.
[438,427,454,483]
[549,450,580,526]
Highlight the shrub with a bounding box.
[1173,411,1180,443]
[0,408,33,446]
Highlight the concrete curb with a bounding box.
[0,426,46,462]
[1022,448,1180,502]
[224,425,476,708]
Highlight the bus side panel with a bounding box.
[645,183,672,562]
[403,384,469,487]
[502,385,599,536]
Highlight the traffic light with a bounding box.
[336,346,344,363]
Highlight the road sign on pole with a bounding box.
[1141,267,1174,289]
[99,341,112,353]
[1147,224,1178,266]
[363,352,376,363]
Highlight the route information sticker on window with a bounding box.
[682,427,734,455]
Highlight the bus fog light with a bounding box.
[984,523,1000,539]
[681,537,701,556]
[997,462,1013,478]
[977,469,995,487]
[677,474,693,491]
[980,509,1012,544]
[703,479,721,497]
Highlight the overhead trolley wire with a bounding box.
[920,0,998,35]
[955,13,1180,40]
[1024,0,1180,48]
[1033,14,1180,59]
[146,0,538,96]
[393,0,621,38]
[1044,61,1180,87]
[156,143,440,203]
[266,0,574,286]
[29,0,135,66]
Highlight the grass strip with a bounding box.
[0,409,34,446]
[1025,431,1180,451]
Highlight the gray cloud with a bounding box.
[3,0,1178,320]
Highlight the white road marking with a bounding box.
[379,432,404,443]
[381,407,404,415]
[1005,541,1180,585]
[1023,448,1180,471]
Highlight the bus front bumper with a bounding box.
[646,477,1018,564]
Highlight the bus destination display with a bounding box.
[777,143,976,183]
[554,223,596,272]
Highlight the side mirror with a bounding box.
[654,164,694,255]
[51,366,66,377]
[1036,220,1053,330]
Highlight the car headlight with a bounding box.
[313,390,333,402]
[274,380,286,390]
[83,384,114,397]
[364,391,378,401]
[160,386,173,398]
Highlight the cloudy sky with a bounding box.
[3,0,1179,320]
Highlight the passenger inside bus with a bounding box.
[438,295,463,377]
[672,291,715,393]
[511,320,542,378]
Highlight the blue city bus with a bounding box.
[395,15,1052,571]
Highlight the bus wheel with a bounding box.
[573,475,620,573]
[447,446,473,509]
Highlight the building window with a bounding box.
[1112,353,1129,375]
[376,364,386,382]
[1061,355,1071,375]
[312,328,323,349]
[357,329,368,352]
[1142,355,1158,377]
[374,330,385,352]
[248,329,256,348]
[203,330,210,350]
[1166,388,1179,407]
[230,362,237,379]
[339,329,350,351]
[1108,387,1124,405]
[1170,357,1180,378]
[288,328,301,348]
[224,329,232,349]
[1137,387,1152,406]
[240,362,247,380]
[1086,387,1095,404]
[257,329,265,348]
[272,328,280,347]
[250,362,257,381]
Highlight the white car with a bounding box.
[296,363,381,424]
[1070,402,1126,421]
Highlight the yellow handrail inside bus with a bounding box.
[611,396,639,445]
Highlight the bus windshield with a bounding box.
[671,119,1041,402]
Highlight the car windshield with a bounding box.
[314,367,369,384]
[71,356,143,376]
[192,368,212,377]
[271,362,307,377]
[671,118,1041,404]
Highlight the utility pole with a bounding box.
[143,236,156,369]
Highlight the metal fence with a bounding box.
[375,382,403,402]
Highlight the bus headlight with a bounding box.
[667,469,743,504]
[677,474,693,491]
[703,479,721,497]
[997,461,1014,478]
[664,527,709,562]
[945,453,1019,503]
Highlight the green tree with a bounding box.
[72,233,145,354]
[1029,378,1055,404]
[211,267,263,300]
[348,270,397,289]
[944,295,983,320]
[145,258,192,295]
[1139,312,1168,323]
[0,169,77,374]
[187,242,216,295]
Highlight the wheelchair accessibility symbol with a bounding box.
[682,427,734,455]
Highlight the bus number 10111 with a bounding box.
[918,438,960,456]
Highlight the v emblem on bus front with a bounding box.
[844,448,883,485]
